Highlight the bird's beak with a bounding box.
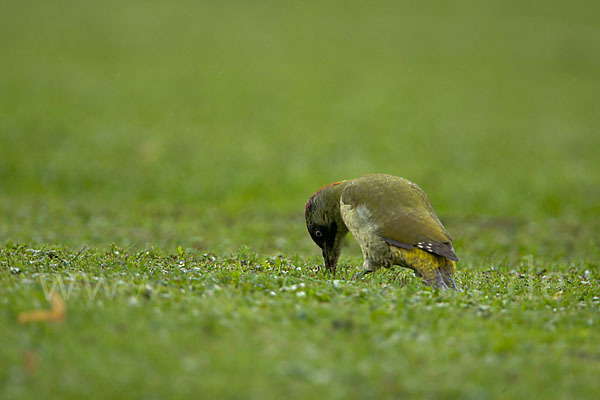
[322,244,338,274]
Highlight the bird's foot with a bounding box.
[352,269,373,280]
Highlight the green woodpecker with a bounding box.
[305,174,458,289]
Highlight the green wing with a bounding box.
[341,174,458,261]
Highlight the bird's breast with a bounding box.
[340,201,392,264]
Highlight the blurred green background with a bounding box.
[1,0,599,261]
[2,2,600,399]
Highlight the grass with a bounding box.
[1,0,599,398]
[1,247,599,399]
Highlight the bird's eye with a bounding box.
[315,230,323,238]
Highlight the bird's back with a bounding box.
[341,174,457,261]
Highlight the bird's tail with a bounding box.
[398,248,457,290]
[438,260,457,290]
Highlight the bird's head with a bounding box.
[305,181,348,273]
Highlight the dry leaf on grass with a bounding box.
[18,291,66,323]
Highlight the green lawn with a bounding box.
[1,0,599,398]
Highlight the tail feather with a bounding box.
[439,260,457,290]
[393,247,458,290]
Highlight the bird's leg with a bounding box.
[352,269,373,280]
[352,259,375,280]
